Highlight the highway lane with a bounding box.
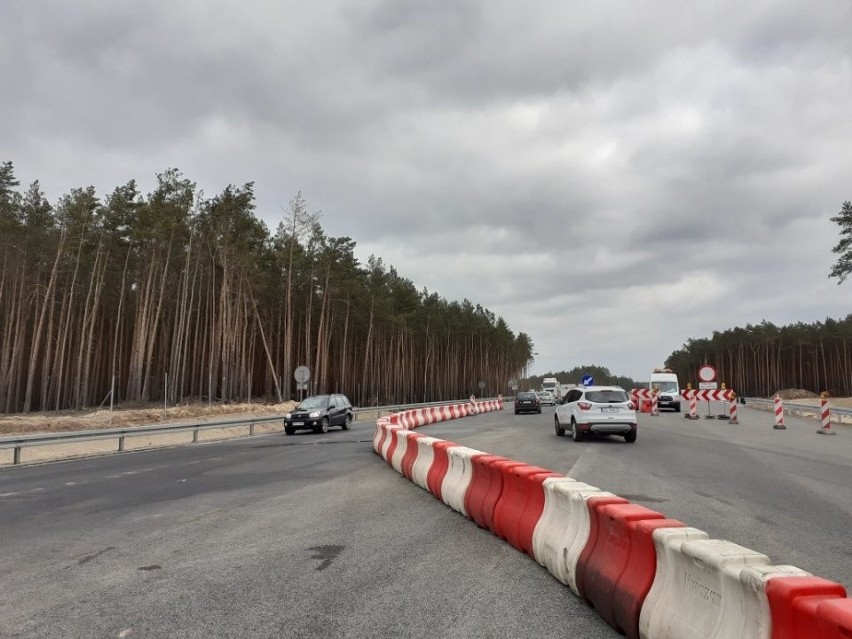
[0,419,618,639]
[1,403,850,638]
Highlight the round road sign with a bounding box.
[698,365,717,382]
[294,366,311,383]
[580,374,595,387]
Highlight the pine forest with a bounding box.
[0,162,534,414]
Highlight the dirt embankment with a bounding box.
[0,401,298,436]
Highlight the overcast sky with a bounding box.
[4,1,852,382]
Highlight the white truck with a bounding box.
[541,377,560,400]
[649,368,681,412]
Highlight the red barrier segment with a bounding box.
[426,440,456,501]
[574,496,638,600]
[384,426,404,466]
[464,455,507,528]
[816,598,852,638]
[492,465,562,554]
[578,503,667,633]
[399,431,424,479]
[766,575,848,639]
[372,421,389,456]
[483,459,527,534]
[611,517,687,639]
[464,456,526,531]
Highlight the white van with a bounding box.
[649,368,681,412]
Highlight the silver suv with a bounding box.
[554,385,637,443]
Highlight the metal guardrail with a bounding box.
[0,398,495,465]
[742,397,852,419]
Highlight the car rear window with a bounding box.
[517,392,536,399]
[585,390,629,403]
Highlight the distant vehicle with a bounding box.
[650,368,681,412]
[557,383,574,403]
[541,377,560,398]
[537,391,555,406]
[554,385,637,443]
[284,394,353,434]
[514,391,541,414]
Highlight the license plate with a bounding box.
[601,407,620,413]
[293,421,304,426]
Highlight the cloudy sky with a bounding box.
[4,1,852,381]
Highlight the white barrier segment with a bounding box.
[411,436,441,490]
[639,537,770,639]
[440,446,484,517]
[561,487,621,595]
[640,527,712,639]
[390,430,413,473]
[372,418,390,454]
[530,477,582,567]
[380,425,403,462]
[715,564,810,639]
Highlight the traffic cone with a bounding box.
[817,392,836,435]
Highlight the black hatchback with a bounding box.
[514,391,541,415]
[284,394,354,435]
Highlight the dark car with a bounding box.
[514,391,541,414]
[284,394,353,435]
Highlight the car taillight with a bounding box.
[628,401,635,410]
[578,401,592,410]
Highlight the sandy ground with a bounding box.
[0,401,381,466]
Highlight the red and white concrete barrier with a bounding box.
[371,395,852,639]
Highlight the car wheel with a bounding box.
[571,418,584,442]
[624,431,637,443]
[285,426,295,436]
[537,408,542,414]
[315,417,330,434]
[514,410,519,415]
[674,404,681,413]
[342,414,352,430]
[554,416,565,437]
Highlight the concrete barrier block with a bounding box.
[441,446,485,516]
[639,537,770,639]
[531,476,582,568]
[410,436,441,490]
[577,503,667,635]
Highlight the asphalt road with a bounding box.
[1,403,850,638]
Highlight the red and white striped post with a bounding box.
[651,389,659,416]
[773,395,786,430]
[729,391,739,425]
[683,386,699,420]
[817,391,836,435]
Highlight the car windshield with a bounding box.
[586,390,629,404]
[652,381,678,393]
[517,392,536,399]
[298,396,330,409]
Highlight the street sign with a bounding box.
[698,365,717,382]
[508,378,517,387]
[478,380,486,390]
[699,381,718,390]
[580,374,595,387]
[296,382,308,390]
[294,366,310,383]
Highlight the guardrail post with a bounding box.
[14,446,21,465]
[250,422,255,436]
[118,436,125,452]
[193,428,199,443]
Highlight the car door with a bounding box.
[327,396,340,425]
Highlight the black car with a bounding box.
[514,391,541,414]
[284,394,353,434]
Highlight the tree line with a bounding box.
[0,161,534,414]
[665,317,852,397]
